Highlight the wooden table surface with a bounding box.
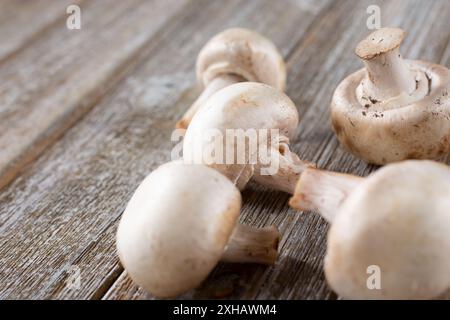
[0,0,449,300]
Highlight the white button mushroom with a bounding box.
[116,161,279,298]
[176,28,286,129]
[289,160,450,299]
[331,27,450,164]
[183,82,314,193]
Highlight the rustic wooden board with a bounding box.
[0,0,84,63]
[0,0,192,191]
[0,0,449,300]
[0,0,197,299]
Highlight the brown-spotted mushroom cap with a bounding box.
[183,82,313,193]
[116,161,279,298]
[290,160,450,299]
[176,28,286,129]
[332,27,450,165]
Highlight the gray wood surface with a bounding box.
[0,0,448,300]
[0,0,190,191]
[0,0,84,62]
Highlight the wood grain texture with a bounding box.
[0,0,84,63]
[0,0,191,191]
[0,0,449,300]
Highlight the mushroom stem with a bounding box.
[362,48,416,100]
[221,223,279,265]
[289,168,363,223]
[355,28,418,102]
[254,147,315,194]
[176,74,244,129]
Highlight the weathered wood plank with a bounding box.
[0,0,334,300]
[0,0,200,300]
[0,0,192,192]
[0,0,449,300]
[0,0,83,62]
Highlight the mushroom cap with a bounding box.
[196,28,286,91]
[183,82,299,185]
[116,161,241,298]
[331,60,450,164]
[186,82,298,136]
[325,160,450,299]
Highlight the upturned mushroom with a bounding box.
[289,160,450,299]
[331,27,450,164]
[176,28,286,129]
[183,82,314,193]
[116,161,279,298]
